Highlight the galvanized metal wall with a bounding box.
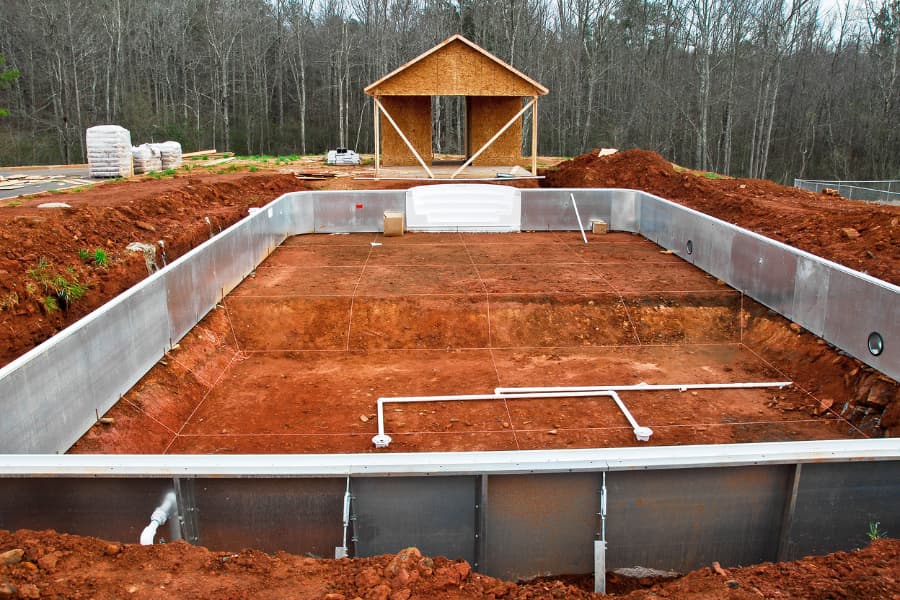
[636,193,900,380]
[0,193,304,454]
[1,454,897,578]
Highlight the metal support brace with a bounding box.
[776,463,802,561]
[336,476,353,559]
[474,475,488,571]
[595,472,608,594]
[173,477,200,545]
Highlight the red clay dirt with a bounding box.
[0,173,307,368]
[71,231,875,454]
[1,529,898,599]
[4,154,900,597]
[543,149,900,285]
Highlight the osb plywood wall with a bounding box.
[466,96,523,165]
[379,96,432,166]
[369,40,542,97]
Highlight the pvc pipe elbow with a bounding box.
[140,521,159,545]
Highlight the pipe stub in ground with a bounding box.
[633,426,653,442]
[372,434,392,448]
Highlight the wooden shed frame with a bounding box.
[364,35,549,179]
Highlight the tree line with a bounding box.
[0,0,897,182]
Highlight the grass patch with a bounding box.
[145,168,177,179]
[27,258,88,312]
[5,200,23,207]
[79,247,110,268]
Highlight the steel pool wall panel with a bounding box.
[483,473,598,581]
[822,269,900,368]
[353,476,477,563]
[0,477,174,544]
[781,461,900,559]
[166,196,296,342]
[313,190,405,232]
[0,275,171,454]
[606,465,790,570]
[289,191,316,234]
[637,193,900,380]
[519,188,619,231]
[192,478,345,556]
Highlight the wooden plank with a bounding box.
[375,98,434,178]
[451,99,534,179]
[374,98,380,176]
[182,149,217,158]
[202,156,236,167]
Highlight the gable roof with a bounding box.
[364,34,548,97]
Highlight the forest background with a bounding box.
[0,0,898,183]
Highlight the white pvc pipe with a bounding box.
[372,390,652,448]
[570,193,588,244]
[140,491,177,545]
[495,382,792,394]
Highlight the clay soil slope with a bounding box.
[543,149,900,286]
[0,173,306,368]
[1,529,898,599]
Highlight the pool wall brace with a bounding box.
[1,186,898,583]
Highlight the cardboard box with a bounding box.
[384,211,404,237]
[591,219,608,235]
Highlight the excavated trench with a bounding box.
[71,231,872,455]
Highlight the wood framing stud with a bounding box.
[531,97,538,176]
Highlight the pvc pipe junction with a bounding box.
[494,381,793,394]
[372,382,794,448]
[140,491,177,545]
[372,390,651,448]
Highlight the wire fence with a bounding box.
[794,179,900,205]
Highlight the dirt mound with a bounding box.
[543,149,900,285]
[0,173,305,368]
[1,529,898,599]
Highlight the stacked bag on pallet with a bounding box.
[153,141,183,170]
[131,144,162,174]
[86,125,133,178]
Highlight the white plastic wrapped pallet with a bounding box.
[86,125,133,178]
[131,144,162,174]
[151,141,183,170]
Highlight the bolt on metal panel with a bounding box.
[289,191,316,235]
[164,248,213,343]
[609,189,640,232]
[520,188,613,231]
[780,461,900,559]
[0,478,173,544]
[731,231,798,315]
[791,257,831,335]
[484,473,598,581]
[606,465,791,571]
[823,269,900,377]
[690,216,737,283]
[353,476,477,563]
[637,196,685,255]
[314,191,406,233]
[193,478,346,556]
